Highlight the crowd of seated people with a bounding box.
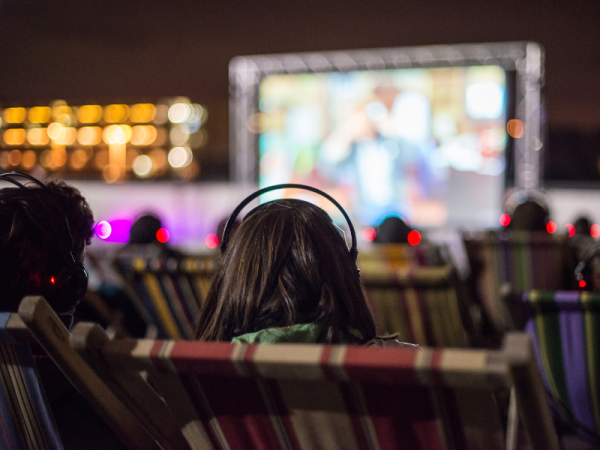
[1,173,598,448]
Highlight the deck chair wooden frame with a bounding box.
[72,324,558,450]
[17,296,160,450]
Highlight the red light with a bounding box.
[156,228,169,243]
[579,280,587,288]
[591,224,600,238]
[361,227,376,242]
[205,233,219,249]
[50,276,55,285]
[546,221,557,234]
[499,214,511,227]
[407,230,421,246]
[566,223,575,237]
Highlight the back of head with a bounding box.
[129,214,162,244]
[0,180,94,312]
[509,200,549,232]
[374,216,412,243]
[195,199,375,343]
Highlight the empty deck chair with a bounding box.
[463,231,570,332]
[0,312,64,450]
[504,290,600,447]
[362,265,472,347]
[72,323,559,450]
[114,255,216,339]
[17,296,160,450]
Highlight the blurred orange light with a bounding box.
[566,223,575,237]
[77,127,102,146]
[3,128,26,145]
[104,104,129,123]
[499,213,511,227]
[130,104,157,123]
[55,127,77,145]
[52,148,68,167]
[52,104,72,121]
[130,125,157,146]
[103,164,121,183]
[47,123,65,140]
[21,150,36,169]
[8,150,22,166]
[156,228,169,243]
[78,105,103,123]
[28,107,52,124]
[546,221,557,234]
[591,224,600,238]
[103,125,132,145]
[3,108,27,124]
[408,230,421,246]
[361,227,376,242]
[507,119,525,139]
[27,128,50,146]
[205,233,219,249]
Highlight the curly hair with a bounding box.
[0,180,94,312]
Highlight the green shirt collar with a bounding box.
[231,323,362,344]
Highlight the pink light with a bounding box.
[546,221,557,234]
[499,214,511,227]
[156,228,169,243]
[205,233,219,249]
[95,221,112,240]
[579,280,587,288]
[591,224,600,238]
[361,227,376,242]
[408,230,421,246]
[566,223,575,238]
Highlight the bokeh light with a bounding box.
[52,148,68,167]
[132,155,153,177]
[507,119,525,138]
[130,125,157,146]
[169,125,190,146]
[95,221,112,239]
[47,123,65,140]
[40,150,54,169]
[3,128,26,145]
[28,107,52,123]
[51,103,72,121]
[78,105,103,123]
[499,213,511,227]
[168,146,192,168]
[94,149,109,169]
[408,230,422,246]
[3,108,27,124]
[55,127,77,145]
[8,150,22,166]
[566,223,575,238]
[361,227,376,242]
[156,228,169,243]
[104,104,129,123]
[27,127,50,146]
[546,221,557,234]
[149,148,167,172]
[70,149,89,170]
[205,233,219,249]
[21,150,36,169]
[579,280,587,288]
[168,103,191,123]
[102,164,121,183]
[103,124,132,145]
[130,104,156,123]
[591,224,600,238]
[77,126,102,145]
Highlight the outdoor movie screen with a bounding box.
[257,65,508,229]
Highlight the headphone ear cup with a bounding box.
[42,263,89,313]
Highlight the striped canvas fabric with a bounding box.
[114,256,216,339]
[101,339,516,450]
[513,290,600,446]
[357,243,445,274]
[0,313,64,450]
[362,265,470,347]
[463,231,569,332]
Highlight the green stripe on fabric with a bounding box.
[530,291,575,425]
[581,292,600,433]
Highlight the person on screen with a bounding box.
[194,199,416,347]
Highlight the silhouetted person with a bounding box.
[374,216,412,243]
[508,200,549,231]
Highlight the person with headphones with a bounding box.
[195,184,416,347]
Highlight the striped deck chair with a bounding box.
[504,290,600,447]
[362,265,471,347]
[463,231,570,333]
[17,296,160,450]
[71,325,559,450]
[0,312,64,450]
[357,243,445,274]
[114,255,216,339]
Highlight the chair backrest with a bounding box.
[362,265,471,347]
[464,231,569,332]
[357,242,445,273]
[72,324,559,450]
[0,312,64,450]
[505,290,600,446]
[113,256,215,339]
[17,296,160,450]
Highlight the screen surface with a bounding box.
[258,66,507,228]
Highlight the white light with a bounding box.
[168,147,192,168]
[168,103,191,123]
[132,155,153,177]
[465,83,505,119]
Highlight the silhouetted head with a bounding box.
[374,216,412,243]
[509,200,549,231]
[129,214,162,244]
[195,199,375,343]
[574,216,592,236]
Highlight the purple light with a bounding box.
[95,221,112,239]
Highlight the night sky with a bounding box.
[0,0,599,180]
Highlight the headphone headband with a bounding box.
[221,184,358,262]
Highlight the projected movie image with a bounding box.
[258,66,507,228]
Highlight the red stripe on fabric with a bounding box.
[0,409,15,450]
[430,349,444,386]
[320,345,338,381]
[343,347,418,384]
[266,379,303,450]
[149,340,169,372]
[169,342,239,377]
[338,383,373,450]
[197,375,285,450]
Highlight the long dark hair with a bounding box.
[195,199,376,343]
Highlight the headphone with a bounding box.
[221,184,359,275]
[0,172,88,312]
